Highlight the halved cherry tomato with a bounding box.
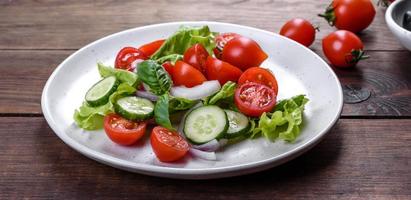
[183,44,208,74]
[162,61,174,75]
[322,30,368,68]
[238,67,278,95]
[173,61,207,87]
[150,126,189,162]
[103,113,148,145]
[222,36,268,71]
[115,47,148,71]
[205,56,243,85]
[138,39,165,57]
[280,18,316,47]
[234,82,277,117]
[319,0,375,33]
[214,33,241,58]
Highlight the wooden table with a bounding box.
[1,0,410,199]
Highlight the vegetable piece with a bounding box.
[74,83,136,130]
[221,36,268,71]
[234,82,277,117]
[170,80,221,100]
[151,26,216,60]
[189,148,217,161]
[104,114,148,145]
[114,96,154,120]
[280,18,316,47]
[156,54,183,65]
[137,60,172,95]
[214,33,241,58]
[318,0,375,33]
[192,139,221,152]
[138,39,165,57]
[98,62,139,86]
[183,43,209,74]
[150,126,189,162]
[169,96,198,113]
[136,90,158,102]
[184,105,228,144]
[203,81,236,106]
[162,61,174,75]
[172,61,207,88]
[322,30,368,68]
[238,67,278,95]
[154,93,174,130]
[251,95,308,142]
[205,56,243,85]
[224,109,250,139]
[115,47,147,71]
[85,76,119,107]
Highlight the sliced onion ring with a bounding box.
[136,90,158,101]
[192,139,220,152]
[189,148,217,161]
[170,80,221,100]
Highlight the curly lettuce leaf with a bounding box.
[151,25,216,60]
[204,81,236,105]
[169,96,197,113]
[73,83,136,130]
[97,62,139,86]
[155,54,183,65]
[251,95,309,142]
[137,60,172,95]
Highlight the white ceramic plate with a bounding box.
[41,21,343,179]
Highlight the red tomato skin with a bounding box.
[280,18,316,47]
[150,126,189,162]
[322,30,365,68]
[238,67,278,95]
[162,61,174,75]
[115,47,148,71]
[221,36,268,71]
[214,33,242,58]
[173,61,207,88]
[183,44,209,74]
[205,56,243,85]
[138,39,165,57]
[234,82,277,117]
[332,0,376,33]
[103,114,147,146]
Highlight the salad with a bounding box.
[73,25,308,162]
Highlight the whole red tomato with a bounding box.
[280,18,316,47]
[319,0,376,33]
[322,30,368,68]
[213,33,241,58]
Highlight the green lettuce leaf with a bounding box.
[204,81,237,105]
[151,25,216,60]
[137,60,172,95]
[155,54,183,65]
[73,83,136,130]
[97,62,139,86]
[169,96,197,113]
[251,95,309,142]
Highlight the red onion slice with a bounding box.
[189,148,217,161]
[136,90,158,101]
[192,139,220,152]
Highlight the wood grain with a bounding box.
[0,0,404,50]
[0,117,410,199]
[0,50,410,116]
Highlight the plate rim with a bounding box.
[41,21,343,177]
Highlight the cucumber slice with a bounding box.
[224,109,250,139]
[85,76,119,107]
[114,96,154,120]
[184,105,228,144]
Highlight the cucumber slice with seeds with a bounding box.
[85,76,119,107]
[114,96,154,120]
[224,109,250,139]
[184,105,228,144]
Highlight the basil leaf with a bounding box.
[137,60,172,95]
[154,93,174,130]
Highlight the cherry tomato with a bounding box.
[222,36,268,71]
[322,30,368,68]
[183,44,209,74]
[205,56,243,85]
[173,61,207,88]
[214,33,241,58]
[280,18,316,47]
[319,0,376,33]
[138,39,165,57]
[115,47,148,71]
[150,126,189,162]
[162,61,174,75]
[103,114,148,146]
[234,82,277,117]
[238,67,278,95]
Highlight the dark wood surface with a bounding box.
[1,0,410,199]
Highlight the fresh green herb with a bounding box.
[137,60,172,95]
[169,96,198,113]
[155,54,183,65]
[97,62,139,86]
[154,93,174,130]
